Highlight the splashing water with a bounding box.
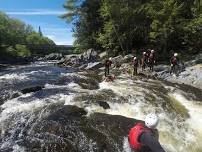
[0,62,202,152]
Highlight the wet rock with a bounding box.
[61,73,100,90]
[77,79,99,90]
[85,62,103,70]
[0,91,21,105]
[78,64,88,70]
[160,64,202,90]
[21,85,44,94]
[15,105,143,152]
[74,89,127,105]
[97,101,110,109]
[0,64,9,71]
[48,105,87,120]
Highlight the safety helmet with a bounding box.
[134,57,137,60]
[151,50,154,53]
[109,57,112,60]
[143,52,146,55]
[174,53,178,57]
[145,113,159,129]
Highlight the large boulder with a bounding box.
[159,64,202,90]
[99,51,107,60]
[111,55,124,67]
[83,48,99,62]
[85,62,103,70]
[45,53,63,60]
[57,54,80,67]
[123,54,134,63]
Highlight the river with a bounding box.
[0,61,202,152]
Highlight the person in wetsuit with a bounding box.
[170,53,179,75]
[129,113,165,152]
[105,57,112,77]
[132,57,139,76]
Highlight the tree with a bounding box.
[26,32,55,55]
[62,0,202,57]
[62,0,103,51]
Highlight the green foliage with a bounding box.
[15,44,31,57]
[63,0,202,57]
[0,11,56,59]
[26,32,56,55]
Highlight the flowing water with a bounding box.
[0,61,202,152]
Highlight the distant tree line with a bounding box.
[0,12,56,59]
[62,0,202,58]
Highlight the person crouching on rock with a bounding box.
[170,53,179,75]
[103,74,116,82]
[132,57,139,76]
[129,113,165,152]
[105,57,112,77]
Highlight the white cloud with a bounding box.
[6,9,66,16]
[46,34,74,45]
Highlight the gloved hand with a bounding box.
[171,64,173,67]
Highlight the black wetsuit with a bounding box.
[105,60,112,76]
[138,132,165,152]
[133,59,138,76]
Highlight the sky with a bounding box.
[0,0,74,45]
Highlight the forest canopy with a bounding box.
[62,0,202,57]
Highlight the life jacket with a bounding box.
[105,60,112,67]
[104,75,116,82]
[133,59,138,67]
[171,57,178,65]
[129,123,151,150]
[149,53,155,60]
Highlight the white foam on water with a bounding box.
[171,92,202,133]
[60,73,87,79]
[122,137,132,152]
[12,145,25,152]
[0,73,28,81]
[67,82,82,89]
[63,94,76,105]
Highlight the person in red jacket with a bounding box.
[132,57,139,76]
[105,57,112,77]
[170,53,179,75]
[129,113,165,152]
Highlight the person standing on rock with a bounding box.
[141,52,147,71]
[132,57,139,76]
[129,113,165,152]
[170,53,179,75]
[105,57,112,77]
[148,50,156,72]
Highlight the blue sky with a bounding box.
[0,0,74,45]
